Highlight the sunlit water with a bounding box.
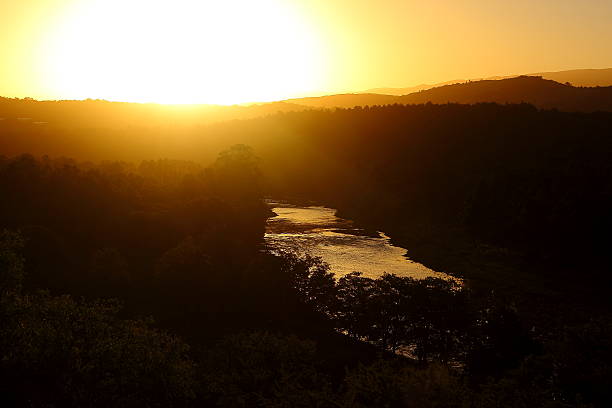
[264,203,451,280]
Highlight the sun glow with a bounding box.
[43,0,325,104]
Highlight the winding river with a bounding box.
[264,202,451,280]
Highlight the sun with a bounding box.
[42,0,325,104]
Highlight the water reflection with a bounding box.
[265,203,451,280]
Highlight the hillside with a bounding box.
[2,101,612,408]
[365,79,485,96]
[365,67,612,95]
[397,76,612,111]
[285,76,612,112]
[283,93,400,108]
[2,76,612,161]
[531,68,612,87]
[2,75,611,134]
[0,97,309,128]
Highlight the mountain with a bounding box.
[396,76,612,111]
[364,68,612,96]
[284,76,612,112]
[2,72,612,136]
[528,68,612,87]
[364,79,480,96]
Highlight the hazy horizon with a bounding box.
[2,67,612,107]
[2,0,612,104]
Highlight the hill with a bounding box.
[396,76,612,111]
[531,67,612,87]
[285,76,612,112]
[2,74,611,135]
[283,93,398,108]
[365,67,612,95]
[365,79,482,96]
[0,97,310,128]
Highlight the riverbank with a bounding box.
[333,204,612,333]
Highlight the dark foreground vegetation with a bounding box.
[1,101,612,406]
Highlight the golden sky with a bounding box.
[1,0,611,104]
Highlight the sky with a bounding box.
[1,0,611,104]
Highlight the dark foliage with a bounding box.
[1,99,612,406]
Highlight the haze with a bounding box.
[1,0,612,104]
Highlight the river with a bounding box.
[264,202,452,280]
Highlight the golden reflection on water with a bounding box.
[265,205,452,280]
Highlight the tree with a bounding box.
[212,144,262,201]
[201,331,334,407]
[342,359,468,408]
[0,230,24,295]
[0,230,197,407]
[88,247,131,297]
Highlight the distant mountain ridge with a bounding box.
[2,69,612,130]
[364,67,612,95]
[283,76,612,112]
[283,93,399,108]
[532,68,612,87]
[396,76,612,111]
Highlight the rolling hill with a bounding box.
[284,76,612,112]
[364,67,612,95]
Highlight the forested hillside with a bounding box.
[2,77,612,161]
[2,102,612,406]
